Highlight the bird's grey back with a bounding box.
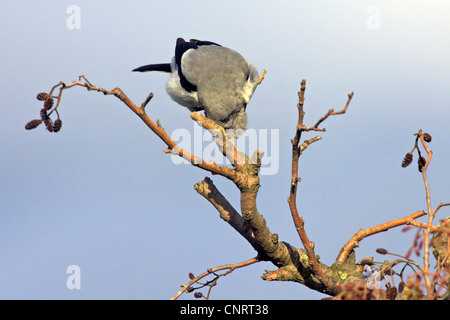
[180,45,251,122]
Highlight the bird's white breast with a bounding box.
[165,58,200,112]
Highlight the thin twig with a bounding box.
[140,92,154,110]
[336,210,427,263]
[408,220,450,234]
[288,80,354,289]
[312,92,354,129]
[257,69,267,85]
[419,131,434,296]
[287,80,330,288]
[44,77,241,184]
[432,202,450,215]
[170,256,260,300]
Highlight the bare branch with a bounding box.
[170,256,260,300]
[190,112,248,168]
[433,202,450,215]
[408,220,450,234]
[288,80,354,290]
[408,129,437,296]
[194,177,262,253]
[311,92,354,130]
[257,69,267,85]
[336,210,427,263]
[140,92,154,110]
[300,136,322,153]
[27,77,241,183]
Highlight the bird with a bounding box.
[132,38,259,133]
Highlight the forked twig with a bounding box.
[170,256,260,300]
[336,210,427,263]
[312,92,354,130]
[26,76,241,183]
[288,80,354,288]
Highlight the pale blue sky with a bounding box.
[1,1,449,299]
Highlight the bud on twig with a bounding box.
[376,248,388,255]
[422,133,432,143]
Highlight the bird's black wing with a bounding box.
[189,39,222,47]
[174,38,223,93]
[132,38,224,93]
[174,38,199,92]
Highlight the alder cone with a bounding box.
[25,119,43,130]
[36,92,49,101]
[402,153,413,168]
[417,156,426,172]
[52,119,62,132]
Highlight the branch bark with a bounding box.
[194,177,263,254]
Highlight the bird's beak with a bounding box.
[132,63,171,73]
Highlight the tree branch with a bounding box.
[28,77,241,183]
[190,112,250,169]
[29,75,383,298]
[288,80,354,290]
[194,177,263,254]
[170,256,260,300]
[336,210,427,263]
[308,91,354,131]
